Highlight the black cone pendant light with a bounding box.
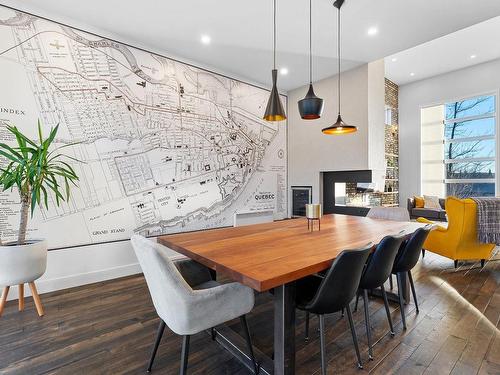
[298,0,324,120]
[263,0,286,122]
[322,0,357,135]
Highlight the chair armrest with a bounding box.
[407,197,415,212]
[416,217,433,224]
[417,217,446,232]
[183,282,255,334]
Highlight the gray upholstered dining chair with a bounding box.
[130,235,258,374]
[366,207,410,222]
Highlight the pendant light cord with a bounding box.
[273,0,277,69]
[337,4,341,115]
[309,0,312,84]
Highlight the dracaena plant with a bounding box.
[0,121,79,246]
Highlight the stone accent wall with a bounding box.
[385,78,399,124]
[383,78,399,206]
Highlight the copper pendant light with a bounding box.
[322,0,357,135]
[263,0,286,122]
[298,0,324,120]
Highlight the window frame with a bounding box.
[442,93,497,196]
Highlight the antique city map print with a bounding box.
[0,7,287,249]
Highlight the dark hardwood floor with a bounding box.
[0,250,499,375]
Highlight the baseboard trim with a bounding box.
[6,263,141,301]
[5,254,189,301]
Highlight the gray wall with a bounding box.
[399,58,500,204]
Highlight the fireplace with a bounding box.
[322,170,392,216]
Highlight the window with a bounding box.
[444,95,496,197]
[421,94,497,198]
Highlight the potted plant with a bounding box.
[0,121,79,317]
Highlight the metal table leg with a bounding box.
[209,325,272,375]
[206,280,298,374]
[274,282,296,375]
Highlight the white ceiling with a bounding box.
[3,0,500,91]
[386,16,500,86]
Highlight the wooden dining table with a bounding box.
[159,214,424,375]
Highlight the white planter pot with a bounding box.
[0,240,47,287]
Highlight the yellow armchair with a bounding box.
[416,196,496,268]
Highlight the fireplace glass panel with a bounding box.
[334,182,382,208]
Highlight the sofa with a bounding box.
[417,196,496,267]
[407,197,446,221]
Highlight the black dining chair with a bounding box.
[295,244,372,374]
[391,225,432,330]
[354,233,406,360]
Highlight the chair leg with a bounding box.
[28,282,44,317]
[346,305,363,369]
[481,259,485,268]
[305,311,310,341]
[240,315,259,375]
[396,273,407,330]
[454,260,458,269]
[362,289,373,360]
[354,290,360,312]
[381,284,394,336]
[389,274,393,290]
[0,286,10,317]
[341,307,345,317]
[408,270,419,314]
[319,314,327,375]
[147,320,166,372]
[18,284,24,312]
[421,249,425,258]
[180,335,190,375]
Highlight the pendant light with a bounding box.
[263,0,287,122]
[298,0,324,120]
[322,0,357,135]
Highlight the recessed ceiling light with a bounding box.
[391,57,397,62]
[470,54,477,59]
[367,27,378,36]
[279,67,289,75]
[410,72,415,76]
[200,34,211,45]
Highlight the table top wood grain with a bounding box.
[158,214,424,292]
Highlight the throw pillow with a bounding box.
[414,196,424,208]
[424,195,441,209]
